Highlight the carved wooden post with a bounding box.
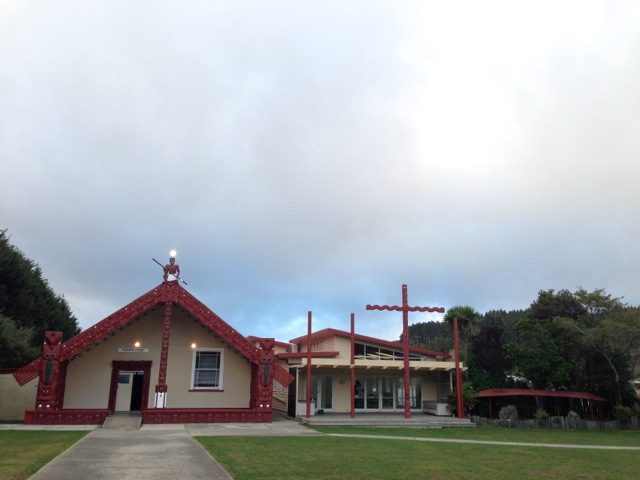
[367,284,444,418]
[154,302,173,407]
[253,338,275,411]
[35,331,64,410]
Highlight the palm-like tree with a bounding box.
[444,305,480,362]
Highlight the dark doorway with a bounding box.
[130,372,145,411]
[287,368,297,417]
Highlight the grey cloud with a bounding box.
[2,1,639,342]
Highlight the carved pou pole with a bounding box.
[35,331,64,410]
[366,284,445,419]
[254,338,276,410]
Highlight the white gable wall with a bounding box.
[63,310,164,409]
[166,311,251,408]
[63,307,252,410]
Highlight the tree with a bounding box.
[503,287,638,409]
[467,320,512,391]
[483,309,524,345]
[444,305,480,362]
[530,289,586,321]
[0,314,39,368]
[567,288,636,405]
[447,381,478,416]
[506,289,598,391]
[505,317,573,389]
[574,287,624,318]
[404,321,452,354]
[0,230,80,367]
[581,305,640,405]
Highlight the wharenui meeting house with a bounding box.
[5,256,465,425]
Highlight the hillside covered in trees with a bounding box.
[0,230,80,368]
[405,290,640,409]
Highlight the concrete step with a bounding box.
[102,413,142,430]
[303,421,474,429]
[299,414,475,429]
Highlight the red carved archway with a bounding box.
[108,361,152,412]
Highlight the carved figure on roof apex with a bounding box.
[153,253,185,284]
[163,256,180,282]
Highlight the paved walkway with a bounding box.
[27,425,234,480]
[3,417,322,480]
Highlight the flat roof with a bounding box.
[476,388,607,402]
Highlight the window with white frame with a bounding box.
[191,349,223,389]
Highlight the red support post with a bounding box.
[401,286,411,418]
[350,313,355,418]
[454,317,465,418]
[306,311,312,418]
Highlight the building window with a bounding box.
[191,349,223,389]
[354,341,423,361]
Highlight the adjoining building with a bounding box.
[283,328,460,417]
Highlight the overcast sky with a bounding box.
[2,1,639,343]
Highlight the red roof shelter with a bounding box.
[477,388,607,420]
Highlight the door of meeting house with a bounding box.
[114,371,145,412]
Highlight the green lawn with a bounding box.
[312,424,640,447]
[198,426,640,480]
[2,427,638,480]
[0,431,88,480]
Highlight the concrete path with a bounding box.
[27,426,234,480]
[14,417,322,480]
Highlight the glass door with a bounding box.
[366,377,379,409]
[381,377,394,409]
[320,375,333,411]
[396,377,422,409]
[354,378,365,409]
[356,376,409,412]
[312,374,334,412]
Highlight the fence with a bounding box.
[469,414,640,430]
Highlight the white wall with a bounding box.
[0,373,36,421]
[63,307,252,409]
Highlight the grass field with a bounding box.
[198,426,640,480]
[0,430,88,480]
[1,426,638,480]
